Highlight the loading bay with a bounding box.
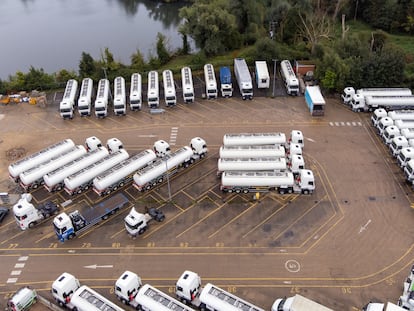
[0,90,414,311]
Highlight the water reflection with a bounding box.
[2,0,187,78]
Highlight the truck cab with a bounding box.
[85,136,103,151]
[219,66,233,97]
[363,302,405,311]
[342,87,356,105]
[106,138,123,153]
[382,126,400,145]
[175,270,202,306]
[13,194,58,230]
[124,207,151,236]
[371,108,387,126]
[7,287,37,311]
[288,130,304,149]
[295,169,315,194]
[377,117,394,135]
[288,154,305,175]
[286,143,302,160]
[153,140,171,158]
[190,137,208,159]
[51,272,81,309]
[390,136,409,157]
[398,147,414,168]
[272,294,333,311]
[115,270,142,305]
[53,212,77,242]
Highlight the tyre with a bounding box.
[33,183,39,189]
[29,222,35,228]
[279,188,285,195]
[138,227,146,235]
[235,189,241,194]
[243,189,249,194]
[69,233,75,240]
[77,189,82,194]
[303,189,310,195]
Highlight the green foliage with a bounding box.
[156,32,171,65]
[55,69,77,84]
[189,51,207,71]
[130,49,146,72]
[79,52,96,79]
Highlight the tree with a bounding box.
[156,32,171,65]
[179,0,241,56]
[79,52,96,79]
[297,9,333,55]
[130,49,146,72]
[55,69,77,85]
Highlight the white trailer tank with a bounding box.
[129,73,142,110]
[93,149,156,195]
[280,60,299,95]
[64,149,129,195]
[163,69,177,106]
[44,147,109,192]
[133,146,193,190]
[181,66,195,103]
[19,145,87,191]
[77,78,93,116]
[221,171,294,188]
[223,132,286,146]
[70,285,124,311]
[218,157,286,174]
[9,139,75,182]
[219,145,286,158]
[388,110,414,121]
[113,76,126,115]
[147,70,159,108]
[394,119,414,130]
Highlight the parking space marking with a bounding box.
[170,127,178,145]
[329,121,362,126]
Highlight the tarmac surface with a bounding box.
[0,86,414,311]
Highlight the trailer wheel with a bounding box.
[119,182,124,187]
[77,189,82,194]
[56,185,62,191]
[102,214,109,220]
[279,188,286,195]
[146,185,151,190]
[33,183,39,189]
[157,177,163,183]
[227,189,233,193]
[243,189,249,194]
[235,189,241,194]
[288,188,293,194]
[84,185,89,190]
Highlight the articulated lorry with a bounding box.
[113,76,127,116]
[19,145,87,191]
[163,69,177,106]
[342,87,412,106]
[219,145,286,159]
[147,70,159,108]
[181,66,195,103]
[280,60,299,95]
[51,272,81,309]
[271,294,333,311]
[64,148,129,195]
[77,77,93,116]
[13,193,59,230]
[204,64,218,99]
[175,270,265,311]
[133,137,207,191]
[220,169,315,194]
[9,139,75,183]
[93,149,157,196]
[124,206,165,236]
[223,132,287,146]
[219,66,233,97]
[352,95,414,112]
[44,146,109,192]
[129,73,142,110]
[59,79,78,119]
[234,58,253,100]
[53,192,130,242]
[255,60,270,88]
[305,85,325,116]
[94,78,110,118]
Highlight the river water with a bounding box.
[0,0,185,79]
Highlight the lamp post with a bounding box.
[164,158,172,202]
[272,59,277,97]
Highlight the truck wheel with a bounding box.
[121,298,128,305]
[303,189,310,195]
[288,188,293,194]
[45,213,50,218]
[69,234,75,240]
[102,215,109,220]
[58,301,64,307]
[138,227,146,235]
[29,222,36,228]
[279,188,286,195]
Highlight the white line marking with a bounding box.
[7,278,18,283]
[11,270,21,276]
[18,256,28,261]
[14,263,25,268]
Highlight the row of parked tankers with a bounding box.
[59,58,276,119]
[371,108,414,187]
[8,130,315,197]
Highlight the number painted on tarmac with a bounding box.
[82,243,91,248]
[227,286,237,293]
[147,242,155,247]
[112,242,121,248]
[49,243,58,248]
[341,287,352,294]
